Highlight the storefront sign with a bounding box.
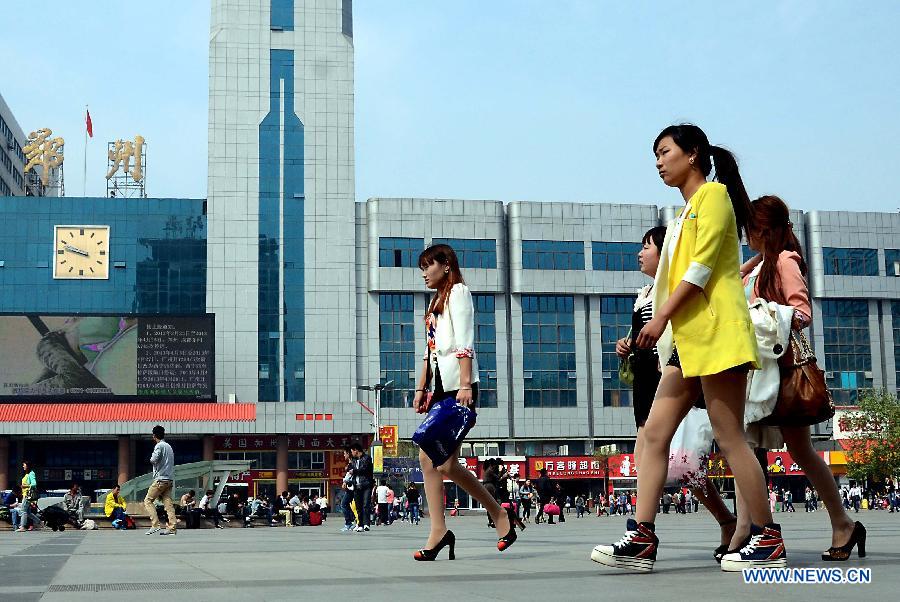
[766,451,826,476]
[214,434,370,451]
[529,456,605,480]
[380,425,398,457]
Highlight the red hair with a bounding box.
[751,195,807,305]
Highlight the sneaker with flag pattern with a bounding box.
[720,523,787,572]
[591,519,658,572]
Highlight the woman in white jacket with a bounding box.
[411,244,524,561]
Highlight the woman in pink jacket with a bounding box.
[740,195,864,562]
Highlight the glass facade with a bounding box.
[379,294,415,408]
[822,299,872,405]
[893,302,900,395]
[522,295,576,407]
[0,197,206,314]
[822,247,878,276]
[379,237,424,268]
[270,0,294,30]
[592,242,642,271]
[600,296,636,407]
[432,238,497,269]
[522,240,585,270]
[258,48,305,402]
[473,294,498,407]
[885,249,900,277]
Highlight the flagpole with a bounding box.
[83,105,88,197]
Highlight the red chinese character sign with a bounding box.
[528,456,607,480]
[379,425,399,457]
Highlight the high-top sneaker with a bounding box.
[720,523,787,572]
[591,519,658,572]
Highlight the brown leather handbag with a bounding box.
[760,330,834,427]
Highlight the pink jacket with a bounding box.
[743,251,811,324]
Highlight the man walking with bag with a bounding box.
[144,425,178,535]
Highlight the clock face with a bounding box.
[53,225,111,280]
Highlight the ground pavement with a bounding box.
[1,508,897,601]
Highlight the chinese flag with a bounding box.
[85,109,93,138]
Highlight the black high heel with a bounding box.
[414,530,455,561]
[822,522,866,561]
[497,507,519,552]
[716,534,751,564]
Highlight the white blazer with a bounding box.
[426,283,480,392]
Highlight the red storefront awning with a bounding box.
[0,403,256,422]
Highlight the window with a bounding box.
[379,294,415,407]
[822,248,878,276]
[474,294,498,407]
[522,295,576,407]
[600,296,636,407]
[289,451,325,470]
[592,242,642,271]
[270,0,294,30]
[379,237,424,268]
[742,244,757,264]
[522,240,584,270]
[885,249,900,277]
[432,238,497,269]
[893,302,900,396]
[822,300,872,405]
[214,451,277,469]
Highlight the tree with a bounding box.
[841,389,900,483]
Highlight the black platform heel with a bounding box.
[713,517,737,563]
[497,507,519,551]
[414,530,455,561]
[822,522,866,561]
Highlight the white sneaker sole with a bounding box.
[591,547,655,572]
[720,557,787,572]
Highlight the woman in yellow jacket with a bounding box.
[105,484,129,530]
[592,124,784,573]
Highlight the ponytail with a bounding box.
[709,145,752,240]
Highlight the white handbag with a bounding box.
[667,407,714,488]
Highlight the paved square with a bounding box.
[2,510,897,601]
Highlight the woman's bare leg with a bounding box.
[692,479,737,546]
[635,366,701,523]
[634,426,645,474]
[437,450,510,539]
[782,425,855,547]
[702,371,773,527]
[729,482,753,549]
[420,448,449,549]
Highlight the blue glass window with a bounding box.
[522,295,576,407]
[522,241,584,271]
[742,244,757,264]
[379,294,415,408]
[432,238,497,269]
[592,242,642,271]
[894,302,900,396]
[600,296,636,407]
[822,300,872,405]
[473,294,498,407]
[822,248,878,276]
[270,0,294,30]
[885,249,900,277]
[379,237,424,268]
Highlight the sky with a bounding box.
[3,1,899,213]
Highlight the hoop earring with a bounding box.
[689,157,695,166]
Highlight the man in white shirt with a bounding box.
[375,480,390,526]
[198,489,226,528]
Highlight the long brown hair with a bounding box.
[418,244,465,315]
[751,195,807,305]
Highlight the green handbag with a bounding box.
[618,328,635,386]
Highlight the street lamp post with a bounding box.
[356,380,393,444]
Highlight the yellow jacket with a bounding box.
[105,491,127,517]
[653,182,758,377]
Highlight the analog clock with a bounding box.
[53,225,111,280]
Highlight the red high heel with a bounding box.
[497,507,521,551]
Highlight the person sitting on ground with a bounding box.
[249,495,276,526]
[63,482,86,527]
[198,489,227,529]
[226,493,245,521]
[3,486,22,526]
[180,489,200,529]
[105,485,128,530]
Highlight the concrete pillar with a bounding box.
[202,435,215,462]
[0,437,9,491]
[276,435,289,495]
[117,435,131,485]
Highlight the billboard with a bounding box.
[0,314,215,401]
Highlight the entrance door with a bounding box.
[297,486,321,500]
